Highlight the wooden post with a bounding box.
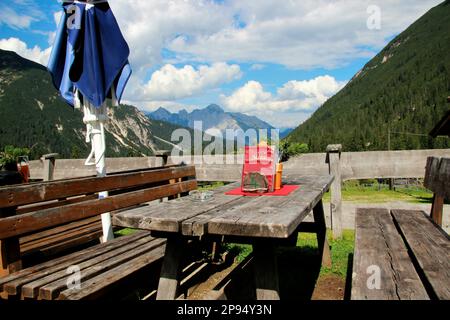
[156,236,186,300]
[0,208,22,276]
[41,153,59,181]
[326,144,343,239]
[430,194,444,226]
[253,240,280,300]
[155,150,171,202]
[155,150,170,167]
[313,200,332,268]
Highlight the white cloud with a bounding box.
[138,62,242,101]
[250,64,265,71]
[104,0,441,104]
[0,38,51,66]
[0,5,37,29]
[163,0,441,69]
[108,0,234,77]
[221,76,346,126]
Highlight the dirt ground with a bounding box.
[188,256,347,300]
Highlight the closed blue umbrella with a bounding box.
[48,0,132,242]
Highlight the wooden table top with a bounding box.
[113,175,334,239]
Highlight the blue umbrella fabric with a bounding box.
[48,0,131,108]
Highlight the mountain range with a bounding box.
[287,0,450,152]
[148,104,275,135]
[0,49,199,159]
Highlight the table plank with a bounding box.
[114,175,332,239]
[206,175,333,238]
[112,183,242,233]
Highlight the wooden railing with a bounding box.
[28,147,450,239]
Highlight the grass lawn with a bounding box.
[322,180,433,204]
[224,230,355,299]
[226,229,354,278]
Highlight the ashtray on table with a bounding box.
[189,190,214,202]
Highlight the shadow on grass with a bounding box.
[277,245,322,300]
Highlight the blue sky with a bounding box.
[0,0,443,128]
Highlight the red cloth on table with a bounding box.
[225,185,299,197]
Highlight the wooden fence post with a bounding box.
[41,153,59,181]
[155,150,172,202]
[326,144,343,239]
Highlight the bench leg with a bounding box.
[313,200,332,268]
[252,241,280,300]
[156,236,186,300]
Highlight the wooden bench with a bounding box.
[10,165,190,263]
[351,157,450,300]
[0,165,197,300]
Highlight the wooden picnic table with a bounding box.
[113,174,334,300]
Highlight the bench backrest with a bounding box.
[424,157,450,226]
[0,165,197,240]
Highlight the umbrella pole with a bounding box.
[83,102,114,242]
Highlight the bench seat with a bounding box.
[0,230,166,300]
[0,165,198,300]
[352,208,449,300]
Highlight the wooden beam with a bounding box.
[253,240,280,300]
[312,200,332,268]
[0,165,196,209]
[0,208,22,284]
[156,236,186,300]
[0,180,197,240]
[430,194,444,227]
[326,144,343,238]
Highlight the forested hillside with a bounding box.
[288,1,450,152]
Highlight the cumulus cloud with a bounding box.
[250,64,265,71]
[0,37,51,66]
[139,62,242,101]
[103,0,441,103]
[221,75,346,114]
[108,0,234,77]
[78,0,440,103]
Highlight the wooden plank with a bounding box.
[19,216,101,246]
[38,238,166,300]
[204,254,254,300]
[156,236,186,300]
[424,157,450,199]
[22,229,104,259]
[16,194,98,215]
[113,183,241,233]
[430,195,444,227]
[206,176,333,238]
[0,180,197,240]
[392,210,450,300]
[351,208,429,300]
[21,235,160,299]
[20,221,102,255]
[0,231,150,296]
[0,208,22,278]
[312,200,332,268]
[253,241,279,300]
[181,196,261,237]
[0,165,196,209]
[327,145,343,238]
[59,244,165,300]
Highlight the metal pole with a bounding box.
[83,102,114,242]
